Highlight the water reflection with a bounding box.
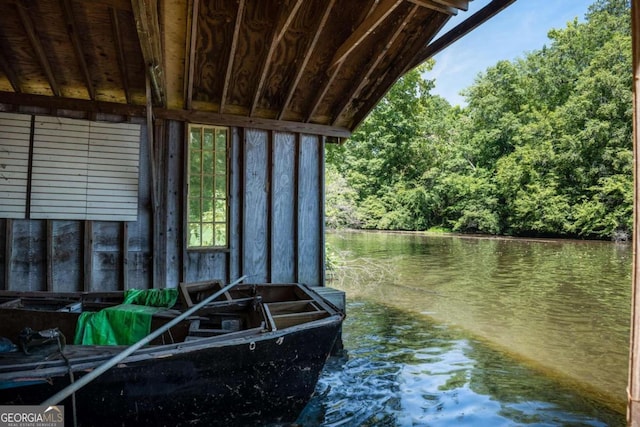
[310,231,630,423]
[299,301,623,426]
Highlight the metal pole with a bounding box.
[42,275,247,406]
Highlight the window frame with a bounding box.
[185,123,229,250]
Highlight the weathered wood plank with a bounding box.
[271,132,296,282]
[9,219,46,291]
[50,221,83,292]
[242,129,268,282]
[297,134,321,286]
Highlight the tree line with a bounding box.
[326,0,632,241]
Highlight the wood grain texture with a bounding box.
[242,129,269,282]
[9,219,46,291]
[271,132,296,282]
[297,134,320,286]
[50,221,83,292]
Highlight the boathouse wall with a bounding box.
[0,112,325,292]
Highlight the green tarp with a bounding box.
[74,289,179,346]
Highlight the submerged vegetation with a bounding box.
[326,0,632,240]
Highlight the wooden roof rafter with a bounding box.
[406,0,459,15]
[60,0,95,100]
[330,0,405,68]
[277,0,336,121]
[351,11,450,129]
[305,0,381,123]
[250,0,304,117]
[331,4,420,126]
[110,7,131,104]
[404,0,515,73]
[432,0,469,11]
[132,0,165,106]
[220,0,246,114]
[184,0,199,110]
[14,1,61,97]
[0,51,21,93]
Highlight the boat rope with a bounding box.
[41,275,248,406]
[59,348,78,427]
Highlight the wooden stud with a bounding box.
[83,221,93,292]
[60,0,96,100]
[46,220,53,292]
[628,2,640,425]
[4,220,13,291]
[220,0,245,114]
[278,0,336,121]
[122,222,129,291]
[15,2,61,97]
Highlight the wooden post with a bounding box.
[629,1,640,425]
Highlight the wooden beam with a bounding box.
[331,0,404,67]
[154,108,351,139]
[250,0,303,116]
[306,1,381,122]
[15,1,61,97]
[406,0,458,15]
[351,12,449,130]
[0,91,350,138]
[0,51,21,93]
[185,0,200,110]
[60,0,96,100]
[110,7,131,104]
[278,0,336,121]
[405,0,517,72]
[431,0,469,11]
[628,3,640,425]
[7,0,132,12]
[0,91,145,116]
[131,0,165,105]
[332,4,419,125]
[220,0,245,114]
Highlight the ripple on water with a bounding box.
[297,301,624,426]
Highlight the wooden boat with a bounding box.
[0,282,344,426]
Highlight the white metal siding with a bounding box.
[0,113,31,218]
[0,114,141,221]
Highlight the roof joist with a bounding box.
[406,0,459,15]
[220,0,245,114]
[331,0,404,67]
[61,0,96,100]
[110,7,131,104]
[0,51,21,93]
[132,0,165,106]
[277,0,336,121]
[250,0,304,116]
[15,1,61,97]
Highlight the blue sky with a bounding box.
[425,0,595,106]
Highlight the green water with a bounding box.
[313,230,631,424]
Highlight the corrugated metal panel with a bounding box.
[0,112,31,218]
[29,116,141,221]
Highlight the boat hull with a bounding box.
[0,316,341,426]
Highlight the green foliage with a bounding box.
[325,0,632,240]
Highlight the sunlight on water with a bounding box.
[299,302,622,426]
[303,230,632,424]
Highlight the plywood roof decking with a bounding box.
[0,0,477,137]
